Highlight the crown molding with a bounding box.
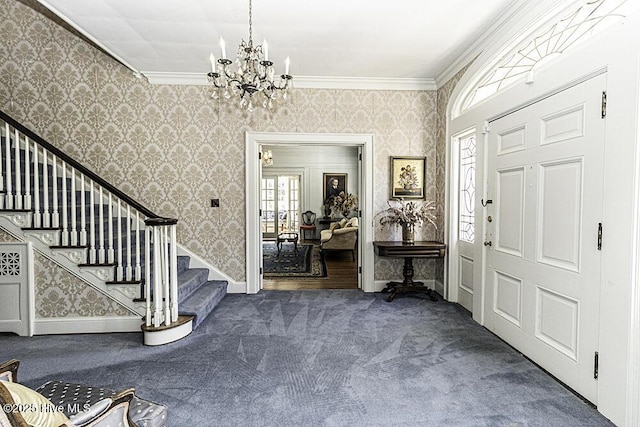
[143,72,437,91]
[291,76,436,91]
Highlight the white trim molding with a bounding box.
[33,316,142,334]
[144,72,436,91]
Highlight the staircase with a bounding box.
[0,110,227,345]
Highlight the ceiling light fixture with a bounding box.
[207,0,293,111]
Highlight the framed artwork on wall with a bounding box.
[390,156,426,199]
[323,173,347,202]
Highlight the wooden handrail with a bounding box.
[0,109,160,219]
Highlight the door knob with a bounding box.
[484,241,492,247]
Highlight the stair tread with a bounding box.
[179,280,227,329]
[177,268,210,302]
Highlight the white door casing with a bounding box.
[484,73,606,403]
[246,132,374,295]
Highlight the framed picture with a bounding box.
[390,156,426,199]
[323,173,347,202]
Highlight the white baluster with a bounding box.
[98,187,105,263]
[13,129,21,209]
[32,142,39,226]
[153,227,163,328]
[162,226,171,326]
[79,175,87,246]
[70,168,77,245]
[0,123,5,191]
[117,199,123,280]
[126,205,133,281]
[170,224,179,323]
[61,163,68,246]
[145,224,151,327]
[5,123,13,209]
[23,136,30,210]
[42,148,50,228]
[51,155,58,227]
[135,211,141,281]
[89,180,96,263]
[107,193,114,264]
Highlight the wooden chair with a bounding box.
[299,210,317,240]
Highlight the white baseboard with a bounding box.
[33,316,142,335]
[227,281,247,293]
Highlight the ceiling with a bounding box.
[37,0,521,88]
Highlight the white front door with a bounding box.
[484,73,606,403]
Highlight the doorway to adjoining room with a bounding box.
[259,145,360,290]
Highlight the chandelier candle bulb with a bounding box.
[285,56,290,75]
[263,39,268,60]
[219,37,226,59]
[209,53,216,72]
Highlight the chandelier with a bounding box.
[207,0,293,111]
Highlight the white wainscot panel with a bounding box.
[493,271,522,327]
[497,167,525,256]
[459,255,474,294]
[540,104,585,145]
[535,286,579,360]
[538,159,583,272]
[0,283,20,321]
[498,125,526,155]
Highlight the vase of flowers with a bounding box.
[331,191,359,218]
[377,198,437,243]
[401,222,415,243]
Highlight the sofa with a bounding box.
[320,217,359,260]
[0,359,167,427]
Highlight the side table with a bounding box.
[277,232,299,256]
[373,241,447,302]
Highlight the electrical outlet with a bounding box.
[211,199,220,207]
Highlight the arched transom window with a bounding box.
[460,0,631,114]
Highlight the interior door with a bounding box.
[484,74,605,403]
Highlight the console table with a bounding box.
[373,241,447,302]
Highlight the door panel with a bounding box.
[485,74,605,403]
[496,167,525,256]
[538,159,583,271]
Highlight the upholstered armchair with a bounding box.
[320,217,359,260]
[0,359,167,427]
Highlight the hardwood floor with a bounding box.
[263,240,358,290]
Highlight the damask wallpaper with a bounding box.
[0,0,466,288]
[0,230,131,318]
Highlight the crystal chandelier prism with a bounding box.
[207,0,292,111]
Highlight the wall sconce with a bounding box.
[262,150,273,166]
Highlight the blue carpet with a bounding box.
[0,290,613,426]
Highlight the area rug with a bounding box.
[263,242,327,278]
